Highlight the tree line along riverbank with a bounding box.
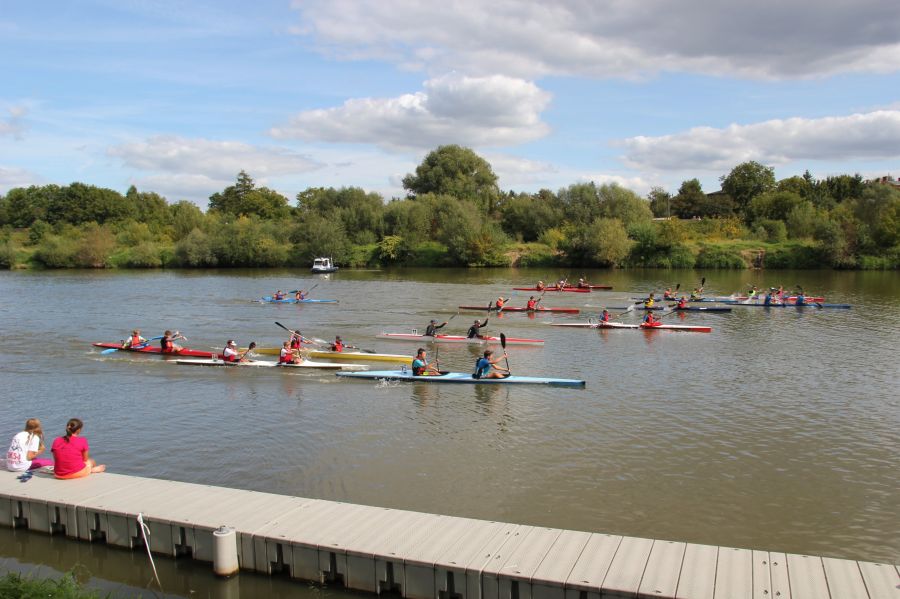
[1,146,898,270]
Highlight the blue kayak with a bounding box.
[718,300,851,309]
[336,370,586,388]
[260,296,338,304]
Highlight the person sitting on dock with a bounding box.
[467,319,488,339]
[51,418,105,479]
[273,290,286,301]
[331,336,344,352]
[122,329,147,348]
[473,349,510,379]
[160,330,185,353]
[598,309,611,323]
[5,418,53,472]
[644,293,655,308]
[411,348,440,376]
[279,341,302,364]
[425,319,447,336]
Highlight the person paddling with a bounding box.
[663,287,675,300]
[411,348,440,376]
[643,312,660,326]
[160,330,185,353]
[222,340,252,363]
[425,319,448,336]
[122,329,147,348]
[795,292,806,306]
[690,288,702,301]
[676,296,688,309]
[279,341,302,364]
[467,319,488,339]
[294,289,307,301]
[536,280,546,291]
[598,309,611,323]
[495,296,510,312]
[473,349,510,379]
[644,293,655,308]
[331,336,344,352]
[273,290,286,301]
[526,295,542,311]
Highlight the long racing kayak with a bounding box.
[513,287,590,293]
[259,296,338,304]
[717,301,851,309]
[336,370,585,388]
[458,305,580,314]
[93,342,216,358]
[551,322,712,333]
[637,305,732,312]
[376,332,545,346]
[634,295,825,303]
[173,358,365,370]
[234,347,413,364]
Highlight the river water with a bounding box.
[0,268,897,593]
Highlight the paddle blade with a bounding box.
[701,277,706,287]
[675,283,681,291]
[500,332,507,349]
[101,347,119,355]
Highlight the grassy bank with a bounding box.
[0,572,100,598]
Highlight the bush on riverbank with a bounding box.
[0,571,100,598]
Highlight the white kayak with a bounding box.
[173,358,366,370]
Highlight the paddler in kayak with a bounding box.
[526,295,542,311]
[467,319,489,339]
[425,319,448,336]
[536,280,546,291]
[494,296,510,313]
[411,348,440,376]
[331,336,344,352]
[644,293,655,308]
[662,287,675,300]
[642,312,660,326]
[795,291,806,306]
[576,278,588,289]
[690,287,702,301]
[763,289,775,306]
[122,329,147,348]
[555,279,567,291]
[160,330,185,353]
[473,349,510,379]
[273,290,286,300]
[747,285,759,300]
[294,289,308,300]
[598,309,611,322]
[279,341,302,364]
[676,296,688,309]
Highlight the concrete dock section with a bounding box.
[1,470,897,598]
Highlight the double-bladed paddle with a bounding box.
[101,335,164,355]
[500,333,511,375]
[289,283,318,296]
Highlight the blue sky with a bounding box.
[2,0,899,207]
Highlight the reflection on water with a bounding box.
[0,268,898,566]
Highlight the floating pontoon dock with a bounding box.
[1,471,897,598]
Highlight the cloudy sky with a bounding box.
[2,0,899,207]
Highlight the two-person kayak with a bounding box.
[336,370,585,388]
[93,342,216,358]
[551,322,712,333]
[376,332,545,346]
[259,296,338,304]
[458,305,580,314]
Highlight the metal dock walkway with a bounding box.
[1,470,897,598]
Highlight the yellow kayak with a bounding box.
[234,347,413,364]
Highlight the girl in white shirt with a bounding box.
[6,418,53,472]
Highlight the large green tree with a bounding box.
[720,161,776,215]
[402,145,500,214]
[208,171,290,219]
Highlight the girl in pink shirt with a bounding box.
[51,418,106,479]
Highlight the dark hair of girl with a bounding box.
[64,418,83,442]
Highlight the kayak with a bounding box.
[717,301,851,309]
[233,348,413,364]
[637,305,732,312]
[551,322,712,333]
[173,358,366,370]
[259,296,338,304]
[458,305,580,314]
[93,342,216,358]
[635,295,825,303]
[336,370,585,388]
[513,287,590,293]
[376,332,545,346]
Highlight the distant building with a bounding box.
[868,175,900,189]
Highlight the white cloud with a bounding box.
[108,135,322,180]
[291,0,900,80]
[0,106,27,139]
[0,166,41,193]
[269,73,551,151]
[619,110,900,171]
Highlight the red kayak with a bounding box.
[513,287,590,293]
[458,305,580,314]
[93,342,216,358]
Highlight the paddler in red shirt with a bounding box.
[643,312,660,326]
[331,336,344,352]
[526,296,542,311]
[677,296,688,309]
[160,330,185,353]
[599,309,611,322]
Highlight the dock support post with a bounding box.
[213,526,239,577]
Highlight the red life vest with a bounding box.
[290,336,301,349]
[131,334,143,346]
[161,338,174,353]
[526,300,536,310]
[496,298,505,308]
[279,349,293,364]
[332,341,343,352]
